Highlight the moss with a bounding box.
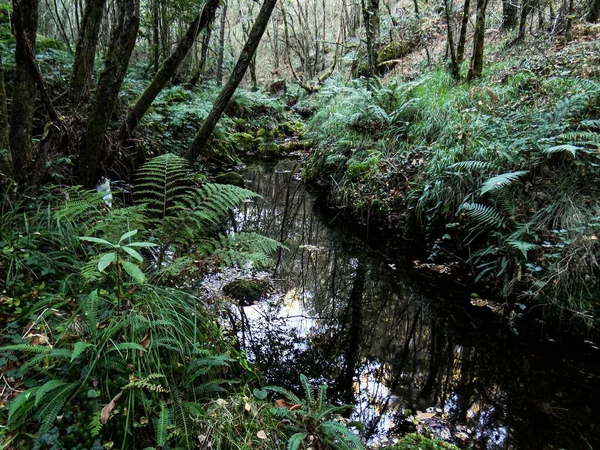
[256,128,274,142]
[231,132,257,152]
[377,41,411,65]
[206,139,238,165]
[381,434,460,450]
[275,121,305,137]
[223,279,272,305]
[258,143,280,159]
[232,118,249,131]
[278,140,310,154]
[214,172,245,187]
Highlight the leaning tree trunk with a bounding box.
[467,0,489,81]
[9,0,39,186]
[185,0,278,162]
[444,0,460,80]
[70,0,108,109]
[587,0,600,22]
[118,0,219,142]
[80,0,140,187]
[216,0,227,86]
[456,0,471,65]
[0,55,12,188]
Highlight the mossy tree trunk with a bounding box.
[118,0,219,142]
[361,0,380,76]
[517,0,531,42]
[216,0,227,86]
[9,0,39,186]
[444,0,460,80]
[0,55,12,188]
[467,0,489,81]
[70,0,108,109]
[185,0,278,163]
[80,0,140,187]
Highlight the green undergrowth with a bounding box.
[304,54,600,329]
[0,154,374,449]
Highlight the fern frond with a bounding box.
[300,374,314,405]
[156,402,170,447]
[450,160,495,172]
[288,432,308,450]
[480,171,528,195]
[460,203,506,229]
[34,382,77,434]
[320,421,364,449]
[264,386,302,405]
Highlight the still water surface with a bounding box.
[224,159,599,449]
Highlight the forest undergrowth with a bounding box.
[303,27,600,332]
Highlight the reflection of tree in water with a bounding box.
[229,160,600,449]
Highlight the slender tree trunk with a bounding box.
[10,0,39,185]
[80,0,140,187]
[152,0,160,73]
[118,0,219,142]
[565,0,574,40]
[185,0,278,162]
[70,0,108,109]
[502,0,518,29]
[444,0,460,80]
[467,0,489,81]
[587,0,600,22]
[361,0,380,76]
[517,0,531,41]
[216,0,227,86]
[0,55,12,188]
[456,0,470,65]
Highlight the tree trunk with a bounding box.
[151,0,160,73]
[0,55,12,187]
[361,0,380,76]
[185,0,278,162]
[118,0,219,142]
[467,0,489,81]
[444,0,460,80]
[502,0,518,30]
[517,0,531,42]
[80,0,140,187]
[10,0,39,186]
[456,0,471,65]
[216,0,227,86]
[70,0,108,109]
[587,0,600,22]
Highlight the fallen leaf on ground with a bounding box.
[101,391,123,424]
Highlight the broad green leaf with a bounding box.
[121,261,146,283]
[118,230,138,243]
[78,236,113,246]
[253,388,268,400]
[126,242,158,248]
[121,246,143,262]
[98,252,116,271]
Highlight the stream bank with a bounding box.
[211,159,600,449]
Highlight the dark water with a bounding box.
[227,159,600,449]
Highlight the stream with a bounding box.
[216,159,600,449]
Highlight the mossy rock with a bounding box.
[256,128,275,142]
[231,132,257,152]
[381,434,460,450]
[232,118,249,131]
[204,139,238,165]
[275,121,305,137]
[278,140,310,154]
[258,143,280,159]
[223,279,272,305]
[377,41,411,65]
[214,172,245,187]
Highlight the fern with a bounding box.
[34,382,77,434]
[460,203,507,229]
[89,411,103,437]
[288,432,309,450]
[156,402,170,447]
[320,421,364,449]
[480,171,528,195]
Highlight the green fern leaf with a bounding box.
[156,403,170,446]
[480,171,528,195]
[288,432,308,450]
